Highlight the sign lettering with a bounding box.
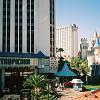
[0,58,30,65]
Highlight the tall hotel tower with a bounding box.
[0,0,55,57]
[56,24,78,59]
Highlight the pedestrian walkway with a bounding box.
[57,88,84,100]
[0,94,20,100]
[73,89,100,100]
[0,89,84,100]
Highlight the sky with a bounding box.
[56,0,100,47]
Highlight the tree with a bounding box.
[23,75,57,100]
[56,48,64,57]
[79,60,89,75]
[70,57,80,70]
[23,75,46,100]
[58,56,64,71]
[56,48,64,71]
[70,57,89,75]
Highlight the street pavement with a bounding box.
[0,88,84,100]
[57,88,84,100]
[0,95,20,100]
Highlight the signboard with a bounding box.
[0,58,31,67]
[49,57,58,72]
[0,58,30,65]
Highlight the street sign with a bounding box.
[49,57,58,72]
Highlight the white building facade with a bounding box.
[56,24,78,59]
[0,0,56,90]
[0,0,55,57]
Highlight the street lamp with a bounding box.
[35,66,38,75]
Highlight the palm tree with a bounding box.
[56,48,64,57]
[23,75,57,100]
[23,74,46,100]
[56,48,64,71]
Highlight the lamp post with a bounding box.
[46,79,50,100]
[48,82,49,100]
[86,75,88,84]
[35,66,38,75]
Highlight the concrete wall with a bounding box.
[34,0,50,56]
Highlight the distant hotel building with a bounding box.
[80,38,89,59]
[0,0,56,90]
[56,24,78,59]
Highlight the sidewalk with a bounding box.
[57,88,84,100]
[0,94,20,100]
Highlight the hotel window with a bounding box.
[50,0,55,57]
[15,0,18,52]
[7,0,10,52]
[31,0,34,53]
[7,0,11,52]
[2,0,11,52]
[27,0,34,53]
[2,0,6,51]
[27,0,30,52]
[19,0,22,52]
[15,0,22,52]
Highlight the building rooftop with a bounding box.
[94,38,100,47]
[0,51,49,58]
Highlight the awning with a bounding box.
[70,79,83,83]
[0,51,49,58]
[55,63,77,77]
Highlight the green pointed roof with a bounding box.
[55,63,77,77]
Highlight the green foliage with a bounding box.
[84,85,100,89]
[56,48,64,53]
[70,57,89,75]
[23,75,58,100]
[58,56,70,72]
[23,75,47,100]
[56,48,64,57]
[58,57,64,71]
[23,74,46,89]
[71,57,80,68]
[56,48,65,71]
[79,60,89,75]
[39,91,57,100]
